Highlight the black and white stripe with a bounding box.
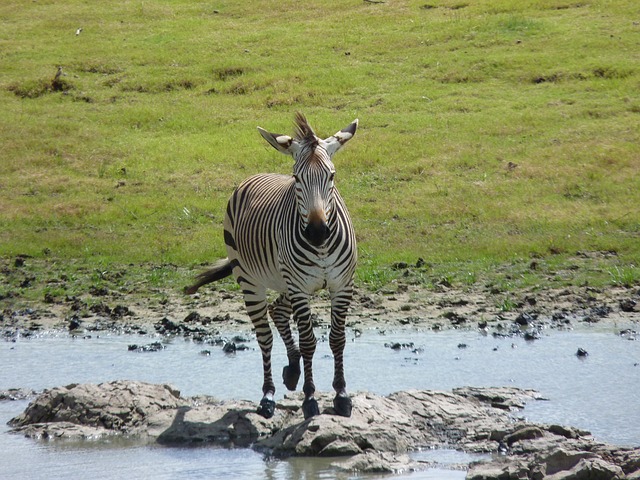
[187,113,358,419]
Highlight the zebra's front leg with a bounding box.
[330,288,354,417]
[291,292,319,419]
[269,294,301,391]
[244,288,277,419]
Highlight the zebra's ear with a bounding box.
[323,119,358,156]
[257,127,294,155]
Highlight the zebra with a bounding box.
[186,113,358,420]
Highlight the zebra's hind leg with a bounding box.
[244,287,277,419]
[330,288,353,417]
[291,292,319,419]
[269,295,301,391]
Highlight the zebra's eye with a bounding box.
[329,173,335,182]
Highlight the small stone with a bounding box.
[515,312,534,326]
[223,342,237,353]
[68,317,82,331]
[184,311,201,323]
[620,299,637,312]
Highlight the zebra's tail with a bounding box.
[184,258,233,295]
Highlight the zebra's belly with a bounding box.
[254,269,289,293]
[229,257,289,293]
[231,257,339,295]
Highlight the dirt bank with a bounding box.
[1,256,638,339]
[2,278,639,340]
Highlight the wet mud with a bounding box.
[2,255,638,341]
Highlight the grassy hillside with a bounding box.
[1,0,638,290]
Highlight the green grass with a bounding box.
[1,0,638,291]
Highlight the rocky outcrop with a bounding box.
[8,381,640,478]
[8,381,184,440]
[467,441,640,480]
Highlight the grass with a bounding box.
[0,0,639,294]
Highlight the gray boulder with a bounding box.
[9,381,184,440]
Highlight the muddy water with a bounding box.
[1,323,639,479]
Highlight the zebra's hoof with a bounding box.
[302,397,320,419]
[282,364,301,391]
[333,393,352,417]
[257,398,276,419]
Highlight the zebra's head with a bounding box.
[257,113,358,247]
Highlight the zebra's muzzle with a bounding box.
[304,219,331,247]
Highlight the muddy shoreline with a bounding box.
[2,274,639,340]
[1,253,638,337]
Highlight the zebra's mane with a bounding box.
[294,112,318,151]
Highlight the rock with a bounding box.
[591,305,612,318]
[384,342,414,350]
[547,425,590,439]
[128,341,165,352]
[222,342,237,353]
[154,316,209,337]
[453,386,546,410]
[467,458,530,480]
[620,299,637,312]
[111,305,131,318]
[9,381,184,439]
[260,391,421,455]
[620,329,638,339]
[516,312,535,326]
[155,317,180,334]
[470,447,628,480]
[156,398,275,447]
[0,388,38,401]
[184,311,201,323]
[8,382,639,477]
[443,311,467,325]
[542,448,599,476]
[68,316,82,331]
[524,331,541,341]
[504,426,546,446]
[545,457,625,479]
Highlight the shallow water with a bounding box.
[1,322,639,479]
